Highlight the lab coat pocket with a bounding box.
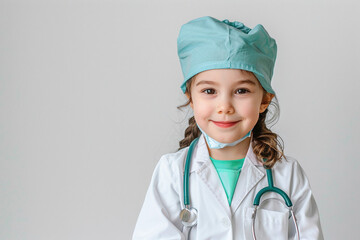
[245,206,289,240]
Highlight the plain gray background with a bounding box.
[1,0,359,239]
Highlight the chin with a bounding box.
[213,135,238,143]
[215,132,249,143]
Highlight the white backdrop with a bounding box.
[1,0,359,239]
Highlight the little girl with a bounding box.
[133,16,324,239]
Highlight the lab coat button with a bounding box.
[220,217,231,228]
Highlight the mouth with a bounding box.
[211,120,240,128]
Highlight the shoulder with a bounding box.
[157,147,189,172]
[272,154,313,197]
[270,154,312,190]
[151,147,189,184]
[273,154,307,177]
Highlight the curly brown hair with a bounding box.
[176,75,287,169]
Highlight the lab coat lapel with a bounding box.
[190,134,232,218]
[230,136,265,214]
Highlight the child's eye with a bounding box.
[202,89,216,94]
[236,88,250,94]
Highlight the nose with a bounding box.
[216,95,235,115]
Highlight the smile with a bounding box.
[212,120,240,128]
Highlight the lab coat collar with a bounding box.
[190,133,265,215]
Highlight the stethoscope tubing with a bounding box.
[183,137,199,206]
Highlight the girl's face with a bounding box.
[186,69,274,143]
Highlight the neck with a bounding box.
[205,137,251,161]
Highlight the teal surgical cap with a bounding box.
[177,16,277,94]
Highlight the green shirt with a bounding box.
[210,156,245,205]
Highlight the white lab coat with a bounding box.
[133,133,324,239]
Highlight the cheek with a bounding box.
[193,101,212,117]
[236,99,259,116]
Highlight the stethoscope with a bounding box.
[179,137,300,239]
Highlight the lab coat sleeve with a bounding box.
[290,159,324,240]
[132,154,185,240]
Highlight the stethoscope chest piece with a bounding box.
[180,206,198,227]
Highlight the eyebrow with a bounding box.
[195,79,257,87]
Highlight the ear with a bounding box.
[259,93,275,113]
[185,92,193,109]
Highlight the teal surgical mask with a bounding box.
[196,123,252,149]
